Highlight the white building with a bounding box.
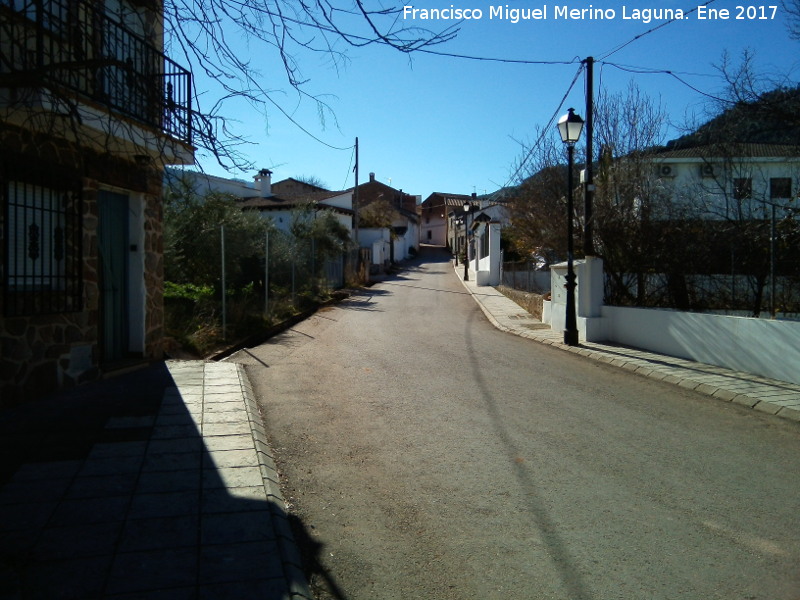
[651,143,800,219]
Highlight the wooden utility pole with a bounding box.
[353,137,360,245]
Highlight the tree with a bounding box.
[591,82,677,306]
[785,0,800,40]
[503,126,573,266]
[505,82,673,295]
[358,198,399,230]
[288,201,351,258]
[164,179,269,288]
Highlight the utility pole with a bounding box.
[353,137,360,277]
[353,137,360,245]
[584,56,596,257]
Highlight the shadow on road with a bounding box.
[288,513,349,600]
[462,309,596,600]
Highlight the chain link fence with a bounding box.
[165,229,360,355]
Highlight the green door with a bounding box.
[97,191,129,363]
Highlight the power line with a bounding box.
[491,63,585,200]
[341,144,356,190]
[597,0,720,61]
[418,47,580,66]
[602,61,731,103]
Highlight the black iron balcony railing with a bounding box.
[0,0,192,147]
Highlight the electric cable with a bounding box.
[597,0,720,61]
[489,63,585,201]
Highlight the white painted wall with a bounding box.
[655,154,800,220]
[323,191,353,211]
[358,228,390,249]
[476,222,502,286]
[545,258,800,385]
[601,305,800,385]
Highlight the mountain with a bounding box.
[667,86,800,149]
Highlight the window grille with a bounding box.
[733,178,752,201]
[3,180,83,316]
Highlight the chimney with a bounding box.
[254,168,272,197]
[369,172,375,183]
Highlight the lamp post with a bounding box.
[453,214,462,266]
[557,107,584,346]
[463,201,472,281]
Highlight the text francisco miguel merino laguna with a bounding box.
[403,5,737,23]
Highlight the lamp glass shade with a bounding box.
[557,108,584,144]
[463,202,470,213]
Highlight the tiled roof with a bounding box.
[239,194,353,214]
[656,143,800,159]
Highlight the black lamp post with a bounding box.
[557,107,584,346]
[453,214,462,266]
[463,201,472,281]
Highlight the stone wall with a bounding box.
[143,180,165,360]
[496,285,546,320]
[1,146,165,406]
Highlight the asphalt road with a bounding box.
[234,246,800,600]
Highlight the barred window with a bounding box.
[770,178,792,199]
[3,180,82,316]
[733,178,752,201]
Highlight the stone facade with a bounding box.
[1,144,166,406]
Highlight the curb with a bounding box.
[457,265,800,424]
[236,364,313,600]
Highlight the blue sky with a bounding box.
[185,1,798,200]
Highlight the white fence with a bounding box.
[600,305,800,385]
[545,258,800,385]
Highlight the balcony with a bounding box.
[0,0,192,148]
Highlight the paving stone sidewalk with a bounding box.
[0,360,310,600]
[459,270,800,423]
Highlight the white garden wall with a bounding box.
[545,257,800,385]
[600,306,800,385]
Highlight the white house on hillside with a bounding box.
[651,143,800,218]
[168,169,427,271]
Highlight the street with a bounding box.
[233,247,800,600]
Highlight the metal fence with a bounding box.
[501,261,552,294]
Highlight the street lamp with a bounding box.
[453,214,463,266]
[463,201,472,280]
[557,107,584,346]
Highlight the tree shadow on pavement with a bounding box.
[462,310,596,600]
[288,513,349,600]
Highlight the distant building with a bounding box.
[420,192,473,247]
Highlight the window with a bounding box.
[733,178,752,200]
[3,180,82,316]
[770,177,792,199]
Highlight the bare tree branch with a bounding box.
[161,0,457,168]
[784,0,800,39]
